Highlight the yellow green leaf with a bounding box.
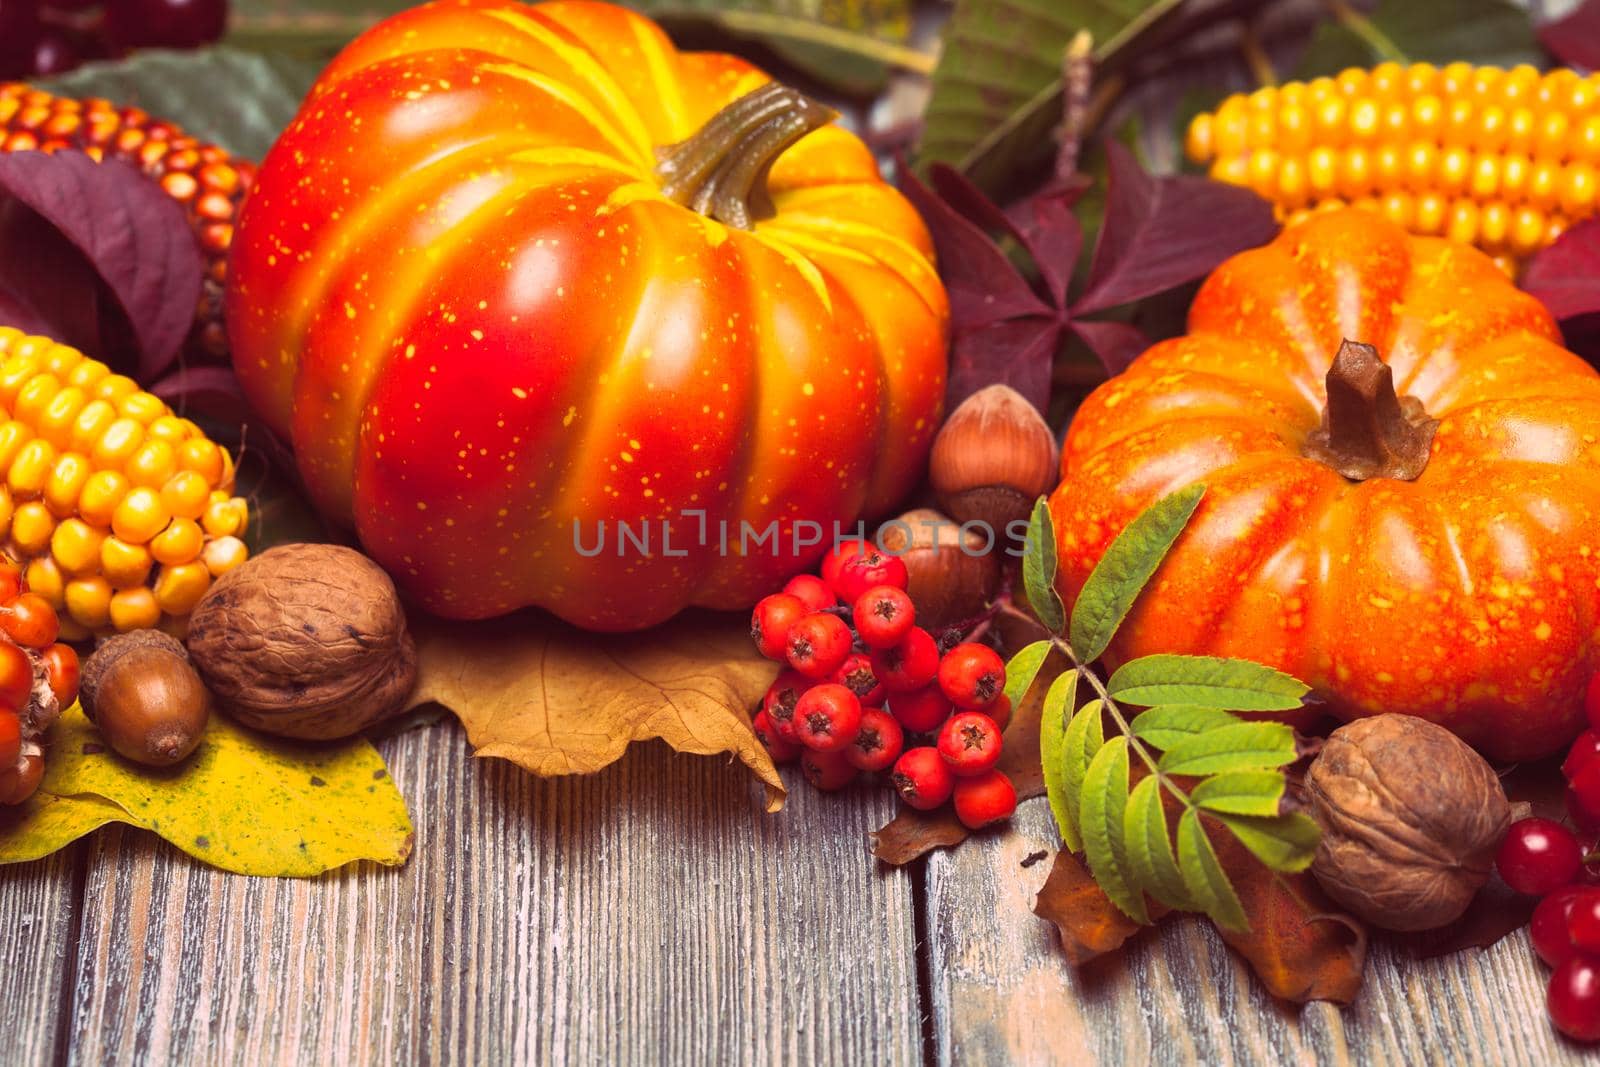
[0,706,413,876]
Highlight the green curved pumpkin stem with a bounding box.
[1303,339,1438,482]
[655,82,836,230]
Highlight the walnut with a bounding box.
[185,543,417,740]
[1305,714,1510,932]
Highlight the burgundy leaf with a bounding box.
[0,151,202,380]
[1070,318,1152,376]
[0,198,110,356]
[950,316,1063,413]
[1540,0,1600,71]
[151,364,247,415]
[929,164,1083,310]
[1073,141,1278,316]
[1522,216,1600,321]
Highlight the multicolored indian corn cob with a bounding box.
[1186,62,1600,272]
[0,83,256,358]
[0,327,250,640]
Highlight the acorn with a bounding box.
[929,385,1059,539]
[878,508,1001,629]
[80,630,211,767]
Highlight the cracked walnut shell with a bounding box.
[1305,714,1511,932]
[185,543,417,740]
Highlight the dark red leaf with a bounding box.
[950,317,1062,414]
[0,198,110,355]
[1522,216,1600,322]
[151,366,298,475]
[1540,0,1600,71]
[1073,141,1278,316]
[0,151,202,380]
[930,163,1082,308]
[1069,319,1152,376]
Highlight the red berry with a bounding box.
[1569,731,1600,781]
[752,709,801,763]
[870,627,940,692]
[1535,886,1592,968]
[104,0,228,50]
[1550,955,1600,1041]
[800,748,856,792]
[0,642,31,712]
[783,573,835,613]
[1499,818,1584,896]
[1571,763,1600,830]
[1588,671,1600,732]
[762,670,812,742]
[981,692,1013,732]
[831,653,885,707]
[938,643,1007,710]
[952,769,1017,829]
[937,712,1004,777]
[0,711,19,769]
[793,683,862,753]
[751,593,807,660]
[888,684,953,734]
[1572,892,1600,955]
[832,548,908,604]
[821,538,867,590]
[891,746,954,810]
[41,643,78,709]
[852,585,915,649]
[846,707,903,772]
[785,611,853,680]
[1,593,56,649]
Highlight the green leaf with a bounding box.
[1068,484,1203,663]
[37,47,323,161]
[1124,775,1191,910]
[1005,640,1053,708]
[1040,669,1081,849]
[1078,737,1147,924]
[1129,705,1240,751]
[1294,0,1542,76]
[1106,654,1308,711]
[1189,771,1286,817]
[1215,812,1321,873]
[1157,722,1298,776]
[1022,497,1065,634]
[1177,807,1247,932]
[1059,696,1105,851]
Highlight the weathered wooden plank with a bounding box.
[0,846,81,1065]
[923,797,1583,1067]
[61,722,921,1065]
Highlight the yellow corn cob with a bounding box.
[1186,62,1600,271]
[0,327,249,638]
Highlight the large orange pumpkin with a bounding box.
[1052,209,1600,762]
[227,0,947,630]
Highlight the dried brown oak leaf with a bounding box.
[1033,850,1150,965]
[407,612,785,810]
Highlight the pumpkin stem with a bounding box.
[654,82,836,230]
[1303,339,1438,482]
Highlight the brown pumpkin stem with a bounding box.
[654,82,836,230]
[1303,339,1438,482]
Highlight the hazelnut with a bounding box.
[81,630,211,767]
[1305,714,1511,932]
[929,385,1059,537]
[185,543,417,740]
[877,508,1000,628]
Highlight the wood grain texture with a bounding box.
[60,723,922,1066]
[923,797,1588,1067]
[0,846,80,1065]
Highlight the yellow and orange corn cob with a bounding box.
[0,84,255,358]
[1187,62,1600,272]
[0,327,249,640]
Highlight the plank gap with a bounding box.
[909,854,939,1067]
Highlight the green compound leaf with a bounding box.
[1040,669,1081,850]
[1079,736,1147,924]
[1059,695,1105,850]
[1069,484,1203,664]
[1215,812,1321,873]
[1129,705,1241,751]
[1107,654,1309,711]
[1125,775,1192,911]
[1022,497,1065,634]
[1157,722,1298,776]
[1189,771,1287,817]
[1178,808,1248,932]
[1005,640,1053,709]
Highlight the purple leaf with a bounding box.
[1070,319,1152,376]
[1073,141,1278,316]
[949,317,1063,413]
[930,164,1082,310]
[0,199,109,356]
[1540,0,1600,70]
[1522,217,1600,321]
[0,150,202,380]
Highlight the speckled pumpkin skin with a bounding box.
[226,0,947,630]
[1052,209,1600,761]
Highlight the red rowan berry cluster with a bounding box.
[750,540,1017,830]
[0,555,80,805]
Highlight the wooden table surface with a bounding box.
[0,720,1589,1066]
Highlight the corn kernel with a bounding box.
[177,438,224,484]
[1480,201,1512,250]
[37,386,86,450]
[159,470,209,520]
[65,358,107,392]
[117,391,165,425]
[1415,193,1449,235]
[24,557,62,609]
[44,454,91,518]
[11,501,53,555]
[153,561,209,615]
[64,576,111,630]
[68,399,116,455]
[201,535,248,577]
[78,469,127,528]
[111,487,168,544]
[146,415,190,444]
[1337,146,1373,199]
[13,373,59,427]
[1561,162,1598,217]
[0,486,15,535]
[1447,199,1481,245]
[201,497,247,538]
[6,438,54,498]
[1511,205,1547,255]
[100,535,152,588]
[150,517,202,566]
[126,440,177,489]
[92,374,138,405]
[50,518,103,575]
[109,586,160,632]
[40,343,79,379]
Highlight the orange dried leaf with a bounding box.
[1033,850,1151,965]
